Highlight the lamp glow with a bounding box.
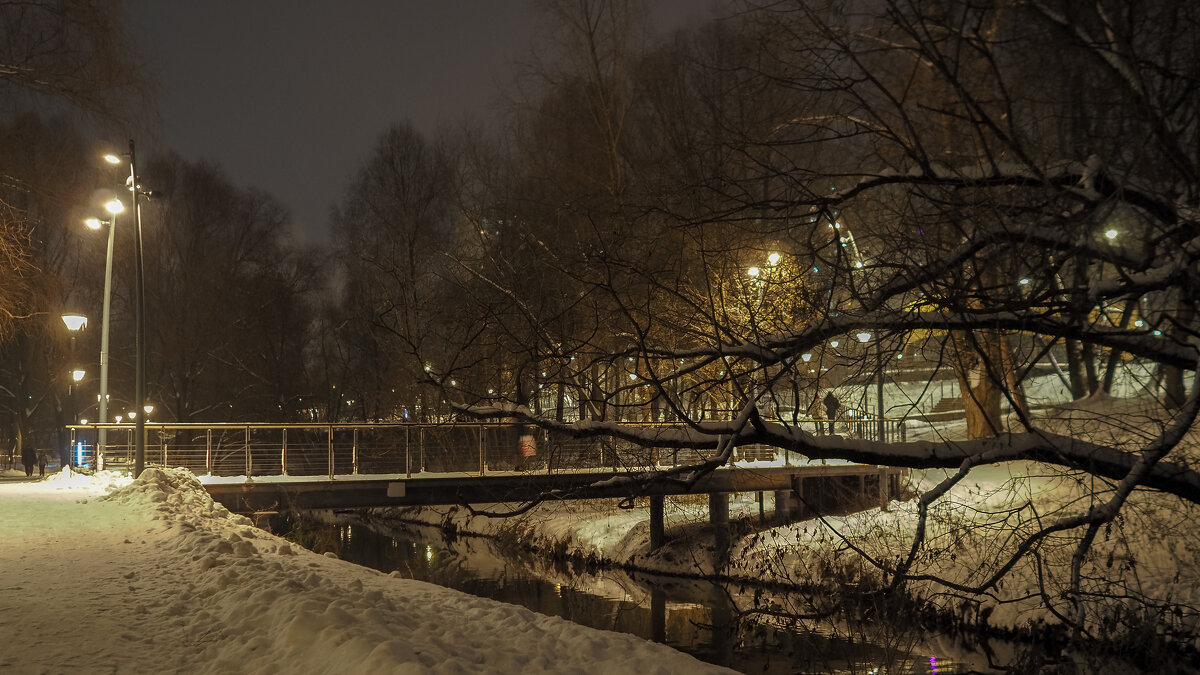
[103,154,121,165]
[104,199,125,214]
[72,369,86,382]
[747,266,760,278]
[61,314,88,332]
[85,217,104,230]
[857,332,872,343]
[767,252,781,265]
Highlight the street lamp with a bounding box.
[86,198,123,470]
[105,140,148,478]
[61,314,87,468]
[856,331,885,441]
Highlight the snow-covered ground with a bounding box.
[0,467,732,674]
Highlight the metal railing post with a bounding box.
[479,424,485,476]
[244,426,252,477]
[352,428,359,475]
[405,426,411,477]
[160,430,166,466]
[281,429,288,476]
[327,425,334,479]
[206,429,212,475]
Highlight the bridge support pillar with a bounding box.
[709,492,729,553]
[649,495,665,551]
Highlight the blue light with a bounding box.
[76,441,85,467]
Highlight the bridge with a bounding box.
[67,421,907,550]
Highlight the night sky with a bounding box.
[129,1,715,246]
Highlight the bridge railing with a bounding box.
[66,418,907,478]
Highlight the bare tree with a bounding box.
[399,0,1200,642]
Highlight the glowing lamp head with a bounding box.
[71,369,86,382]
[747,266,760,278]
[143,404,154,415]
[104,199,125,215]
[767,252,781,266]
[801,353,812,362]
[61,314,88,332]
[857,332,872,343]
[1105,229,1118,240]
[85,217,104,230]
[103,154,121,165]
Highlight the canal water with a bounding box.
[282,515,1012,674]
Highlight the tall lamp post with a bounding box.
[105,140,147,478]
[62,314,88,468]
[85,197,123,470]
[857,332,886,441]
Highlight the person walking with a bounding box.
[20,442,35,478]
[822,392,841,434]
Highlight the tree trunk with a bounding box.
[952,330,1003,439]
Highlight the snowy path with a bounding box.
[0,469,732,674]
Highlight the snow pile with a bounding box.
[0,468,732,674]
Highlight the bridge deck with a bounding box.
[202,463,903,513]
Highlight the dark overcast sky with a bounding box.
[128,1,715,246]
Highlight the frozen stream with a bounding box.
[282,516,1006,674]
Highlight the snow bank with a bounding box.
[0,468,732,674]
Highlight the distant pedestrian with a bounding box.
[822,392,841,434]
[37,449,46,477]
[21,443,35,478]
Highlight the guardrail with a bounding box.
[66,418,907,478]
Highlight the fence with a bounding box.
[66,417,907,478]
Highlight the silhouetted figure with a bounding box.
[823,392,841,434]
[21,444,35,478]
[37,449,46,477]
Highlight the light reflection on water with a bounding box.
[283,516,991,674]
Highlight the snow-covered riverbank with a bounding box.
[375,453,1200,658]
[0,468,732,674]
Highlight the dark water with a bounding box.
[282,515,1012,674]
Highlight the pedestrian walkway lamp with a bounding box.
[85,196,123,470]
[856,331,886,441]
[62,314,88,467]
[105,141,147,478]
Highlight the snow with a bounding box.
[0,467,732,674]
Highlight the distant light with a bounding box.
[103,154,121,165]
[127,411,136,420]
[1154,330,1163,336]
[855,261,864,269]
[747,266,760,278]
[1105,229,1118,240]
[1019,278,1030,285]
[857,332,872,343]
[830,340,839,348]
[80,418,88,425]
[801,353,812,362]
[767,252,781,266]
[449,379,457,386]
[85,217,104,230]
[423,363,432,372]
[144,404,154,415]
[72,369,86,382]
[425,545,433,562]
[1134,320,1144,327]
[115,415,123,423]
[104,199,124,215]
[896,354,903,359]
[628,373,637,381]
[487,388,494,395]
